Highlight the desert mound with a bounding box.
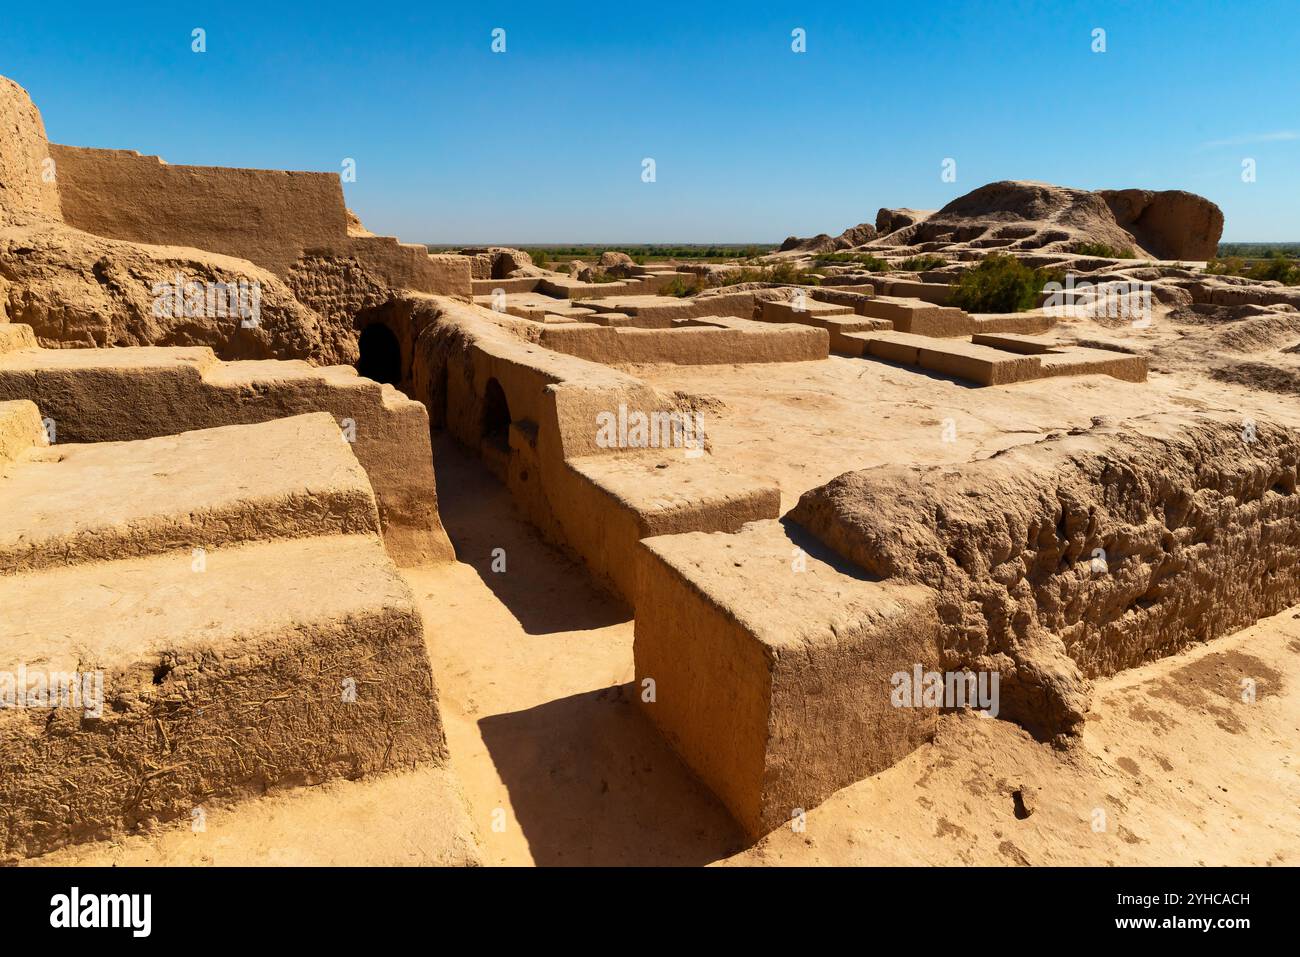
[778,180,1223,261]
[886,180,1222,260]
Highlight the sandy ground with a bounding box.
[732,617,1299,866]
[407,438,744,865]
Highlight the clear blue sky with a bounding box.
[3,1,1296,243]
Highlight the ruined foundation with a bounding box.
[634,521,940,838]
[0,408,449,860]
[791,412,1300,735]
[2,68,1298,864]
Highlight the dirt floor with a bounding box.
[732,616,1299,866]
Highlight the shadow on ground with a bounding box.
[479,682,745,866]
[855,357,982,389]
[432,433,631,635]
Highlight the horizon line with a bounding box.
[419,239,1300,247]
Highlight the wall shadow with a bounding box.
[356,321,402,385]
[478,682,745,866]
[431,433,630,635]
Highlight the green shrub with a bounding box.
[1073,241,1135,259]
[767,262,822,284]
[897,255,947,272]
[1217,242,1300,258]
[644,263,827,291]
[1206,256,1245,276]
[715,263,822,287]
[814,252,891,271]
[1248,254,1300,285]
[1207,253,1300,285]
[950,254,1064,313]
[662,276,703,297]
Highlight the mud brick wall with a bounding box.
[49,145,347,274]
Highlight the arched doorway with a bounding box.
[481,378,511,446]
[356,323,402,385]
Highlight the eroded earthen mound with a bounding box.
[0,76,61,227]
[778,221,877,254]
[792,412,1300,737]
[0,75,351,362]
[1099,188,1224,262]
[1,221,351,361]
[877,181,1222,259]
[782,181,1224,261]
